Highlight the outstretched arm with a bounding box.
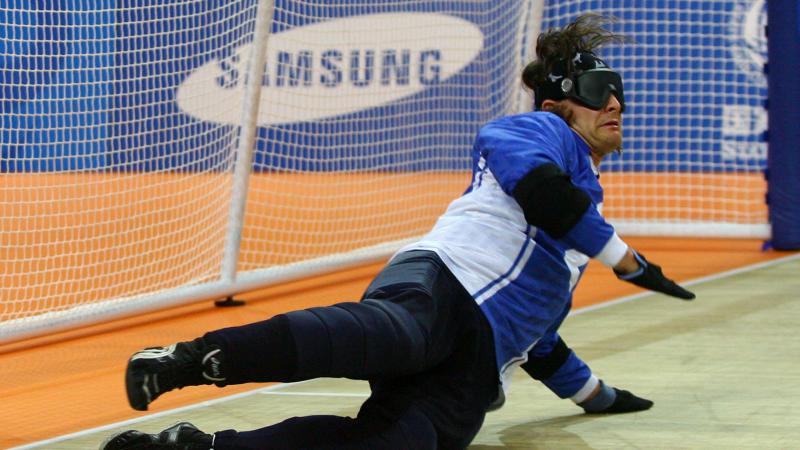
[613,249,695,300]
[521,334,653,414]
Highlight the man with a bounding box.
[102,14,693,450]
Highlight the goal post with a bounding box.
[0,0,787,344]
[0,0,539,343]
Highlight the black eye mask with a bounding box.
[525,52,626,113]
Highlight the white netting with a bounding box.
[1,0,255,339]
[0,0,770,342]
[239,2,531,270]
[1,0,536,342]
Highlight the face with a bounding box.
[543,94,623,160]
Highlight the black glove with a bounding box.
[615,251,695,300]
[579,380,654,414]
[584,388,654,414]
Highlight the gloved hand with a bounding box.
[603,388,654,413]
[615,251,695,300]
[581,383,654,414]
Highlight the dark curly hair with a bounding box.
[522,14,627,93]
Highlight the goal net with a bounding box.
[0,0,536,342]
[1,0,769,343]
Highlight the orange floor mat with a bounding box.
[1,237,791,448]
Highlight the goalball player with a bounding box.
[102,14,694,450]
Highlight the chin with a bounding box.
[604,137,622,152]
[597,148,616,158]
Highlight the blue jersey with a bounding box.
[400,111,627,392]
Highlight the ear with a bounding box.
[540,99,558,112]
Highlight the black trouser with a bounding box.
[205,251,499,450]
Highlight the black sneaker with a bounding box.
[100,422,213,450]
[126,338,226,411]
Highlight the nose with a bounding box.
[604,93,621,112]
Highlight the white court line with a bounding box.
[11,251,800,450]
[8,380,314,450]
[259,391,369,398]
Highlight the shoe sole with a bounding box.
[99,430,153,450]
[125,358,150,411]
[125,361,151,411]
[125,345,178,411]
[100,422,204,450]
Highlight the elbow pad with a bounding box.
[512,163,592,238]
[520,337,571,381]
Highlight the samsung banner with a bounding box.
[1,0,768,173]
[177,13,483,126]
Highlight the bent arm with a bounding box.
[511,162,628,267]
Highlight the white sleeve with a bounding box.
[594,232,628,267]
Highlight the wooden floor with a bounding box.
[3,239,798,449]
